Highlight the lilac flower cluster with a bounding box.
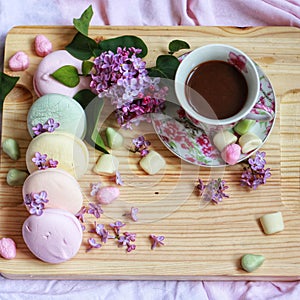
[90,47,168,127]
[196,178,229,204]
[91,47,146,102]
[132,135,151,157]
[118,232,136,252]
[93,223,114,243]
[115,91,167,128]
[32,152,58,170]
[32,118,60,136]
[241,151,271,189]
[86,220,136,253]
[76,200,162,252]
[24,191,49,216]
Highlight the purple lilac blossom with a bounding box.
[241,151,271,189]
[29,202,45,216]
[93,223,114,243]
[132,135,151,157]
[197,178,229,204]
[118,232,136,252]
[25,191,49,216]
[87,203,104,219]
[90,182,102,196]
[32,123,44,136]
[130,207,139,222]
[150,234,165,250]
[42,118,60,133]
[109,220,126,236]
[32,152,47,168]
[86,238,102,252]
[115,171,124,186]
[32,191,49,204]
[75,206,87,223]
[90,47,168,127]
[48,159,58,168]
[32,118,60,136]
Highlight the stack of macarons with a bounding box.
[21,50,92,263]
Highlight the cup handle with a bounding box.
[245,108,274,122]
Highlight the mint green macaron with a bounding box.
[27,93,87,139]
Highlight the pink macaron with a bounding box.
[22,208,83,264]
[22,168,83,215]
[33,50,91,97]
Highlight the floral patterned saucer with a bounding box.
[152,64,276,167]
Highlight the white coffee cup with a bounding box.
[174,44,273,131]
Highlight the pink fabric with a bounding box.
[1,0,300,299]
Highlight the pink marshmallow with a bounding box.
[35,34,52,57]
[96,186,120,205]
[8,51,29,71]
[0,237,17,259]
[221,143,241,165]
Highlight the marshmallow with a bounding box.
[213,130,238,152]
[8,51,29,71]
[34,34,52,57]
[260,212,284,235]
[139,150,166,175]
[93,154,119,176]
[96,186,120,205]
[221,143,241,165]
[239,132,262,154]
[0,237,17,259]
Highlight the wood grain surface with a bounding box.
[1,26,300,280]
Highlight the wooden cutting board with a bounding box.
[1,26,300,280]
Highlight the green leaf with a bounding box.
[147,55,180,79]
[0,72,19,110]
[82,60,94,76]
[73,89,97,109]
[73,5,93,36]
[51,65,80,87]
[84,97,109,154]
[168,39,190,55]
[98,35,148,58]
[66,32,98,60]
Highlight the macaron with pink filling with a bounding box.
[33,50,91,97]
[22,208,83,264]
[22,168,83,215]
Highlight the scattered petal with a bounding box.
[86,238,101,252]
[90,182,102,196]
[75,206,87,223]
[109,220,126,236]
[87,203,103,219]
[130,207,139,222]
[150,234,165,250]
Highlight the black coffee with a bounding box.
[185,60,248,120]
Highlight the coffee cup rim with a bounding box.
[174,43,260,126]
